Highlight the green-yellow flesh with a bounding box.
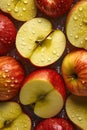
[20,80,64,118]
[0,0,37,21]
[16,17,66,66]
[0,102,31,130]
[66,94,87,130]
[66,0,87,49]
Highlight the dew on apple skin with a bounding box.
[73,16,78,21]
[14,7,19,13]
[79,7,83,12]
[75,35,79,39]
[23,7,26,11]
[23,0,28,4]
[7,8,11,12]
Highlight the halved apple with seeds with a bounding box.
[19,69,66,118]
[16,17,66,67]
[0,101,31,130]
[66,94,87,130]
[0,0,37,21]
[66,0,87,49]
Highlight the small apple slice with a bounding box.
[19,69,66,118]
[0,0,37,21]
[16,17,66,67]
[0,101,31,130]
[66,0,87,49]
[66,94,87,130]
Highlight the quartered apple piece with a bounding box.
[66,94,87,130]
[0,102,31,130]
[16,17,66,67]
[0,0,37,21]
[66,0,87,49]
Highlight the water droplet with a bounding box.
[75,35,79,39]
[41,58,45,62]
[53,50,57,55]
[2,73,6,78]
[73,16,78,20]
[32,31,35,34]
[7,3,11,6]
[14,79,18,84]
[79,7,83,11]
[14,7,19,13]
[10,84,15,87]
[6,79,11,83]
[7,8,11,12]
[80,41,83,44]
[82,80,85,84]
[48,58,51,61]
[78,117,82,121]
[23,7,26,11]
[5,69,9,73]
[11,77,15,80]
[71,115,75,118]
[70,33,73,37]
[37,19,42,23]
[23,0,28,4]
[7,90,11,93]
[85,37,87,41]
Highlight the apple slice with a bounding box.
[19,69,66,118]
[16,17,66,67]
[66,94,87,130]
[0,0,37,21]
[66,0,87,49]
[0,101,31,130]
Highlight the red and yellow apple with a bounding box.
[19,69,66,118]
[35,0,73,18]
[0,56,25,101]
[62,49,87,96]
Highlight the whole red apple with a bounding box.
[0,56,25,101]
[35,0,73,18]
[35,118,74,130]
[62,49,87,96]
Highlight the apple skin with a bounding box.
[35,118,74,130]
[0,56,25,101]
[23,69,66,101]
[35,0,73,18]
[62,49,87,96]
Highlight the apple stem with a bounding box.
[35,30,54,45]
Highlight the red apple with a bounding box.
[35,118,74,130]
[0,56,25,101]
[62,49,87,96]
[35,0,73,18]
[0,14,17,55]
[19,69,66,118]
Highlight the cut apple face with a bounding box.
[0,0,37,21]
[16,17,66,67]
[66,95,87,130]
[66,0,87,49]
[19,69,66,118]
[0,102,31,130]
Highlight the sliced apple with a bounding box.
[16,17,66,67]
[66,0,87,49]
[19,69,66,118]
[66,94,87,130]
[0,101,31,130]
[0,0,37,21]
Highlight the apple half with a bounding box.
[66,94,87,130]
[0,0,37,21]
[66,0,87,49]
[19,69,66,118]
[16,17,66,67]
[0,101,31,130]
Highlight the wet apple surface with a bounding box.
[0,0,81,130]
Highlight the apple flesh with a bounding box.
[35,117,74,130]
[19,69,66,118]
[66,0,87,49]
[16,17,66,67]
[62,49,87,96]
[0,101,31,130]
[35,0,73,18]
[66,94,87,130]
[0,56,25,101]
[0,0,37,21]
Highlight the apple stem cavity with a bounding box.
[35,30,54,45]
